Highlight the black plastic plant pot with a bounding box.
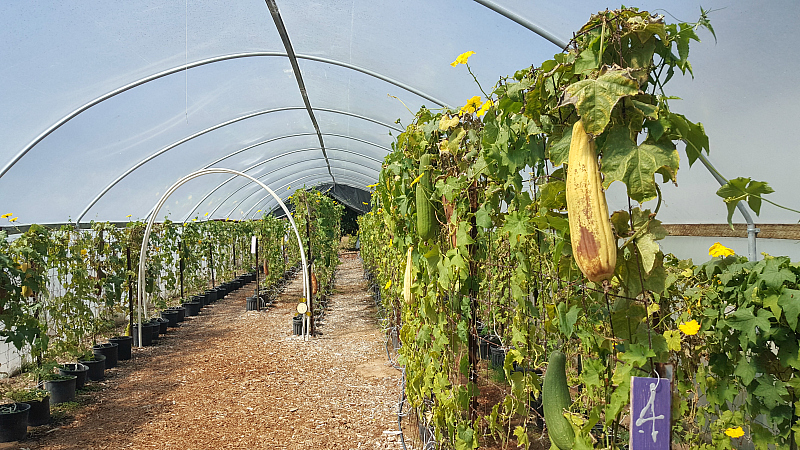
[214,286,225,301]
[44,375,77,404]
[161,309,179,327]
[132,322,154,346]
[292,315,304,335]
[79,354,106,381]
[0,403,30,442]
[193,294,205,308]
[204,289,217,304]
[24,395,49,427]
[169,306,186,322]
[59,363,89,390]
[149,319,161,340]
[489,346,506,370]
[183,301,200,317]
[93,342,119,369]
[109,335,133,360]
[153,317,169,334]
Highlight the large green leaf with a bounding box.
[600,126,679,203]
[726,306,773,343]
[562,69,640,135]
[716,177,775,226]
[778,288,800,331]
[667,112,708,166]
[547,126,571,166]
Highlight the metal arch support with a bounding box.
[697,153,760,261]
[202,130,393,174]
[472,0,570,49]
[219,160,380,219]
[77,107,397,225]
[76,106,303,225]
[245,173,375,219]
[254,176,377,219]
[245,174,374,220]
[244,174,373,220]
[182,136,389,222]
[211,153,382,219]
[1,51,442,181]
[231,167,378,220]
[137,168,312,347]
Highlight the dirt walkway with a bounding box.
[21,252,403,450]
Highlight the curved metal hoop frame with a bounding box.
[137,168,312,347]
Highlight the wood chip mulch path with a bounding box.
[18,252,404,450]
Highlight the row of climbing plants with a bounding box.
[360,8,796,450]
[288,188,344,312]
[0,213,299,376]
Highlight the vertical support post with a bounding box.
[127,245,134,340]
[179,240,185,300]
[208,242,215,287]
[232,240,237,277]
[467,182,479,420]
[305,196,314,338]
[254,235,260,311]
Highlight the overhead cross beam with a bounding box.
[265,0,334,184]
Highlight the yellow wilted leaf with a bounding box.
[663,330,682,351]
[439,115,459,131]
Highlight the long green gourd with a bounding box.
[416,153,436,241]
[543,350,575,450]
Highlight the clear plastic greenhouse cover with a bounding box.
[1,1,798,238]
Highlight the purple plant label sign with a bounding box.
[630,376,671,450]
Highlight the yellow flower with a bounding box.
[366,183,378,188]
[460,96,482,115]
[476,99,493,117]
[385,280,392,290]
[9,217,18,222]
[681,268,694,277]
[287,186,291,190]
[678,319,700,336]
[1,213,12,218]
[80,249,88,257]
[709,242,735,258]
[126,215,132,218]
[204,212,209,216]
[450,51,475,67]
[724,427,744,438]
[257,210,262,213]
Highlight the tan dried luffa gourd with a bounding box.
[565,119,616,282]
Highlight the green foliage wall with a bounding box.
[360,7,796,450]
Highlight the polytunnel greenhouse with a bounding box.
[1,0,799,448]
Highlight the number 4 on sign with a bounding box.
[630,376,671,450]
